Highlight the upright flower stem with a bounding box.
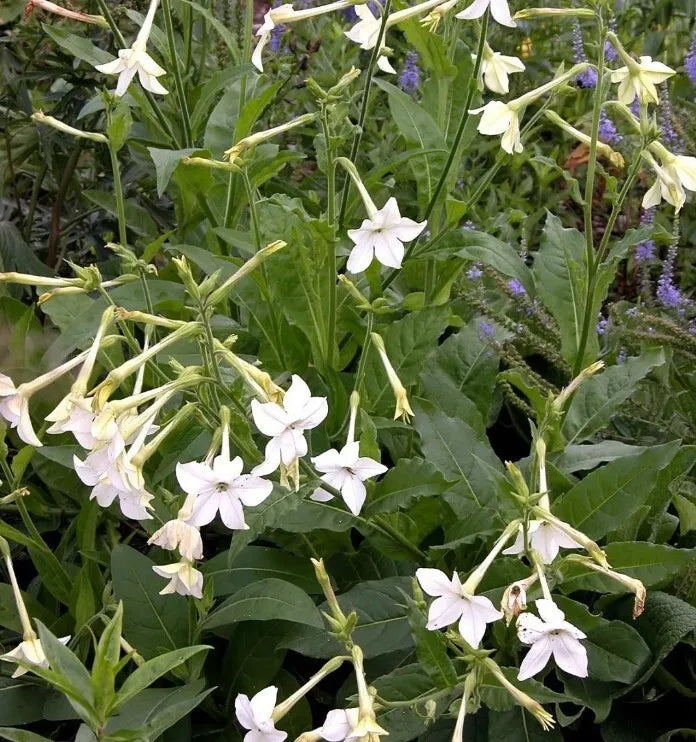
[322,106,338,368]
[161,0,193,147]
[94,0,180,148]
[574,13,606,375]
[337,0,393,230]
[108,140,128,249]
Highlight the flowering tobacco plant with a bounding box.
[1,0,696,740]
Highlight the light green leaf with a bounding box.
[366,458,450,515]
[42,25,112,66]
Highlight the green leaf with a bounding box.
[487,708,563,741]
[366,458,451,515]
[35,623,94,707]
[189,65,251,138]
[83,191,157,237]
[113,646,211,711]
[552,441,680,540]
[142,687,214,740]
[42,25,113,66]
[0,730,53,742]
[405,598,457,688]
[673,493,696,534]
[533,212,593,366]
[0,680,47,725]
[106,103,132,153]
[202,545,318,596]
[562,349,666,444]
[560,542,695,594]
[147,148,198,196]
[110,545,190,659]
[202,578,323,631]
[91,604,123,718]
[282,577,413,659]
[181,0,240,62]
[552,442,648,473]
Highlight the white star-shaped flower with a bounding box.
[252,3,294,71]
[517,599,587,680]
[310,441,387,515]
[503,520,581,564]
[416,568,503,648]
[1,636,70,678]
[344,4,395,73]
[0,375,42,447]
[476,44,525,94]
[456,0,516,28]
[470,101,522,154]
[235,686,287,742]
[95,47,168,96]
[148,517,203,561]
[642,148,696,213]
[46,395,97,449]
[176,455,273,530]
[610,55,675,105]
[152,559,204,598]
[251,375,328,475]
[347,197,426,273]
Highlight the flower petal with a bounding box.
[250,685,278,722]
[518,635,554,680]
[426,595,465,630]
[233,475,274,507]
[252,399,290,436]
[550,633,588,677]
[416,568,459,597]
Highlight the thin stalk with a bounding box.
[108,143,128,248]
[23,161,48,242]
[322,106,338,368]
[574,13,606,375]
[94,0,180,147]
[337,0,393,230]
[241,169,261,250]
[161,0,193,147]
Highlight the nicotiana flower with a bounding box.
[416,568,503,648]
[475,43,525,94]
[455,0,515,28]
[642,144,696,212]
[252,375,328,475]
[320,708,360,742]
[310,441,387,515]
[148,496,203,562]
[176,454,273,530]
[610,55,675,106]
[94,0,168,96]
[1,636,70,678]
[517,599,588,680]
[153,559,204,598]
[345,3,394,73]
[347,197,427,272]
[235,686,287,742]
[503,520,581,564]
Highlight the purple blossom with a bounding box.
[598,110,621,145]
[657,242,686,310]
[625,307,638,318]
[477,320,495,341]
[658,86,683,151]
[461,220,476,230]
[572,21,597,88]
[467,263,483,281]
[635,208,655,263]
[604,32,617,63]
[596,317,608,335]
[686,33,696,86]
[399,52,420,93]
[630,98,640,118]
[507,278,526,297]
[269,0,286,51]
[618,348,627,364]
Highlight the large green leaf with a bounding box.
[366,458,451,515]
[552,441,680,540]
[202,578,323,630]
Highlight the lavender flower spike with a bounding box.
[572,21,597,88]
[399,52,420,93]
[686,32,696,87]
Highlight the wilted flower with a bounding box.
[475,42,525,95]
[456,0,515,27]
[148,499,203,562]
[504,520,582,564]
[517,599,587,680]
[347,197,427,272]
[310,441,387,515]
[94,0,168,96]
[416,568,503,648]
[235,686,287,742]
[252,375,328,475]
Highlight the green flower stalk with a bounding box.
[31,111,108,143]
[544,111,624,168]
[370,332,414,421]
[224,114,318,164]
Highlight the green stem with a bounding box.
[241,169,261,250]
[574,13,606,375]
[94,0,180,148]
[337,0,393,231]
[322,106,338,368]
[23,161,47,242]
[161,0,193,147]
[108,142,128,248]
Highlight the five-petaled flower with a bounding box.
[252,375,328,475]
[416,568,503,648]
[456,0,516,28]
[470,101,522,154]
[347,197,427,273]
[516,599,588,680]
[310,441,387,516]
[503,520,581,564]
[153,559,204,598]
[345,4,395,73]
[476,43,525,94]
[235,686,287,742]
[610,55,675,105]
[0,636,70,678]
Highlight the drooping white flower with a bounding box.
[416,568,503,648]
[503,520,581,564]
[347,197,427,273]
[1,636,70,679]
[455,0,515,28]
[251,375,328,475]
[148,517,203,561]
[610,55,675,105]
[320,708,360,742]
[642,146,696,213]
[152,559,204,598]
[469,101,522,154]
[235,686,287,742]
[310,441,387,516]
[475,43,525,94]
[517,599,587,680]
[176,455,273,530]
[345,4,395,73]
[94,0,168,96]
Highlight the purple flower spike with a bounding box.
[686,33,696,86]
[399,52,420,93]
[507,278,526,297]
[598,110,621,145]
[477,320,495,341]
